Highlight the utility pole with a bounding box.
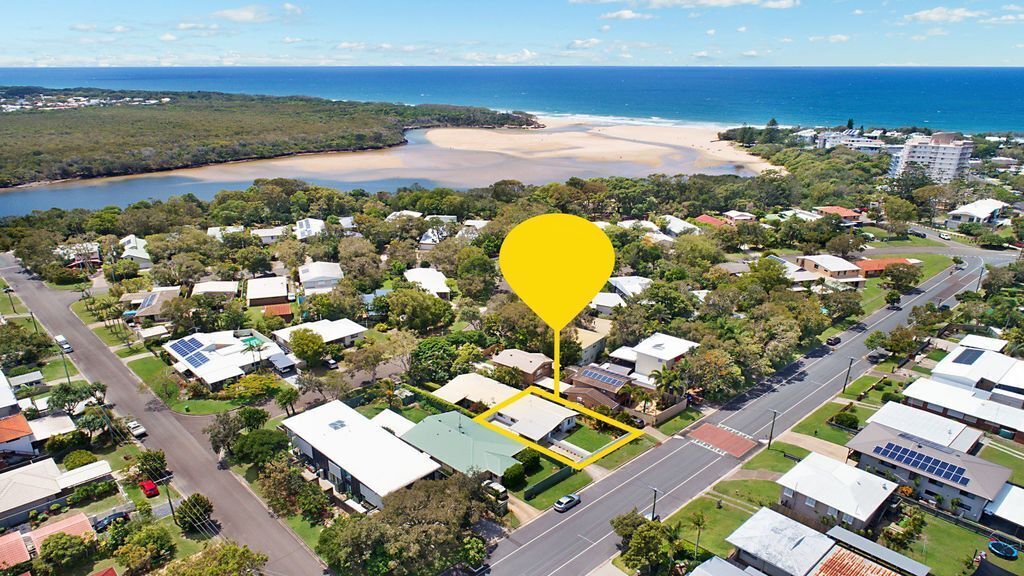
[3,288,14,315]
[647,486,660,520]
[976,267,985,292]
[842,357,856,393]
[767,410,780,449]
[59,348,72,385]
[29,311,38,333]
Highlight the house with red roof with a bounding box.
[28,512,94,552]
[854,257,919,277]
[694,214,728,228]
[814,205,860,222]
[91,567,119,576]
[0,413,35,455]
[0,532,30,570]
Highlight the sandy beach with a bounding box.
[424,115,782,175]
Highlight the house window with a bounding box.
[782,487,794,498]
[842,513,854,525]
[947,410,965,419]
[826,506,838,517]
[805,497,817,508]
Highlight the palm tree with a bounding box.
[244,340,264,368]
[633,388,654,414]
[690,511,707,560]
[378,379,399,408]
[276,386,299,416]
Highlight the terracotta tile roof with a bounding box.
[695,214,727,227]
[0,414,33,443]
[262,303,293,317]
[0,532,29,569]
[90,568,119,576]
[816,206,859,219]
[855,258,911,273]
[28,512,94,551]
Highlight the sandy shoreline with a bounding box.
[425,115,781,175]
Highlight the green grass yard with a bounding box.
[655,407,703,436]
[69,299,100,323]
[38,356,80,381]
[839,375,881,401]
[286,514,325,551]
[565,425,616,453]
[597,434,657,469]
[663,496,752,558]
[523,470,592,510]
[355,402,435,423]
[713,480,780,508]
[116,344,152,358]
[92,323,131,347]
[0,291,24,315]
[863,226,942,248]
[127,356,241,415]
[741,442,810,473]
[899,514,1019,576]
[92,442,144,473]
[980,444,1024,485]
[792,403,877,446]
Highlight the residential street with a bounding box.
[0,253,326,576]
[487,248,1017,576]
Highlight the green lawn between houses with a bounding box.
[127,356,243,415]
[510,455,594,511]
[792,403,877,446]
[898,513,1020,576]
[740,442,809,474]
[597,434,658,469]
[70,298,101,323]
[655,407,703,436]
[564,425,616,453]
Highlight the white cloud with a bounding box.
[741,49,765,57]
[643,0,798,8]
[600,9,654,19]
[852,8,864,15]
[494,49,538,63]
[214,5,273,23]
[70,24,96,32]
[760,0,798,7]
[1004,4,1024,11]
[283,2,302,15]
[809,34,849,43]
[779,37,793,43]
[600,24,612,31]
[177,22,220,30]
[282,36,303,43]
[111,25,130,33]
[1017,43,1024,48]
[905,7,985,23]
[569,38,602,48]
[692,49,711,58]
[159,33,178,42]
[706,28,716,35]
[981,13,1024,22]
[336,41,366,50]
[737,26,747,32]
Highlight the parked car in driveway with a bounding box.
[325,358,338,369]
[138,480,160,498]
[126,419,147,438]
[826,336,841,346]
[553,493,581,512]
[94,511,129,532]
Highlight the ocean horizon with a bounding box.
[2,66,1023,133]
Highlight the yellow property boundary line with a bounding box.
[474,386,644,470]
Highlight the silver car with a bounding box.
[126,419,147,438]
[553,493,581,512]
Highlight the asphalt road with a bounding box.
[488,249,1016,576]
[0,253,325,576]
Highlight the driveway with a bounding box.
[0,254,325,575]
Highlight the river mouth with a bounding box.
[0,121,765,217]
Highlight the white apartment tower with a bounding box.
[889,132,973,183]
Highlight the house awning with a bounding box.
[269,353,296,371]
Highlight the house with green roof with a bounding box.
[400,411,524,478]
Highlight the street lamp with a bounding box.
[647,485,660,520]
[842,357,856,393]
[767,409,780,450]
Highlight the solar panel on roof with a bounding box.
[873,441,970,486]
[952,348,984,365]
[185,352,209,368]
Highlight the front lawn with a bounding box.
[70,299,100,324]
[926,349,949,362]
[663,496,752,558]
[597,434,657,469]
[124,481,181,508]
[792,403,876,446]
[92,441,144,473]
[863,226,942,248]
[839,375,880,401]
[741,442,810,474]
[286,514,325,551]
[127,357,241,415]
[565,425,615,453]
[116,344,152,358]
[0,291,24,315]
[712,480,779,508]
[980,444,1024,485]
[93,324,131,347]
[38,356,80,381]
[523,470,592,510]
[656,407,703,436]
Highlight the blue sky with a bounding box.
[3,1,1023,67]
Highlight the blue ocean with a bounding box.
[1,66,1022,133]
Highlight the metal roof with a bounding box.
[825,527,930,576]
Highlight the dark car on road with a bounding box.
[94,511,130,532]
[908,229,927,238]
[826,336,841,346]
[553,493,581,512]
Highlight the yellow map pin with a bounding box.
[500,214,615,394]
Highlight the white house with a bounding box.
[660,215,700,236]
[251,226,287,245]
[776,452,897,531]
[0,458,112,527]
[456,219,490,240]
[281,401,440,509]
[865,402,983,453]
[207,225,245,242]
[273,318,366,349]
[722,210,756,224]
[590,292,626,315]
[163,330,286,389]
[298,261,344,295]
[610,332,699,379]
[945,198,1009,228]
[404,268,451,299]
[246,276,290,306]
[385,210,423,222]
[903,377,1024,444]
[930,346,1024,406]
[608,276,652,298]
[119,235,152,269]
[190,281,240,299]
[294,217,326,241]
